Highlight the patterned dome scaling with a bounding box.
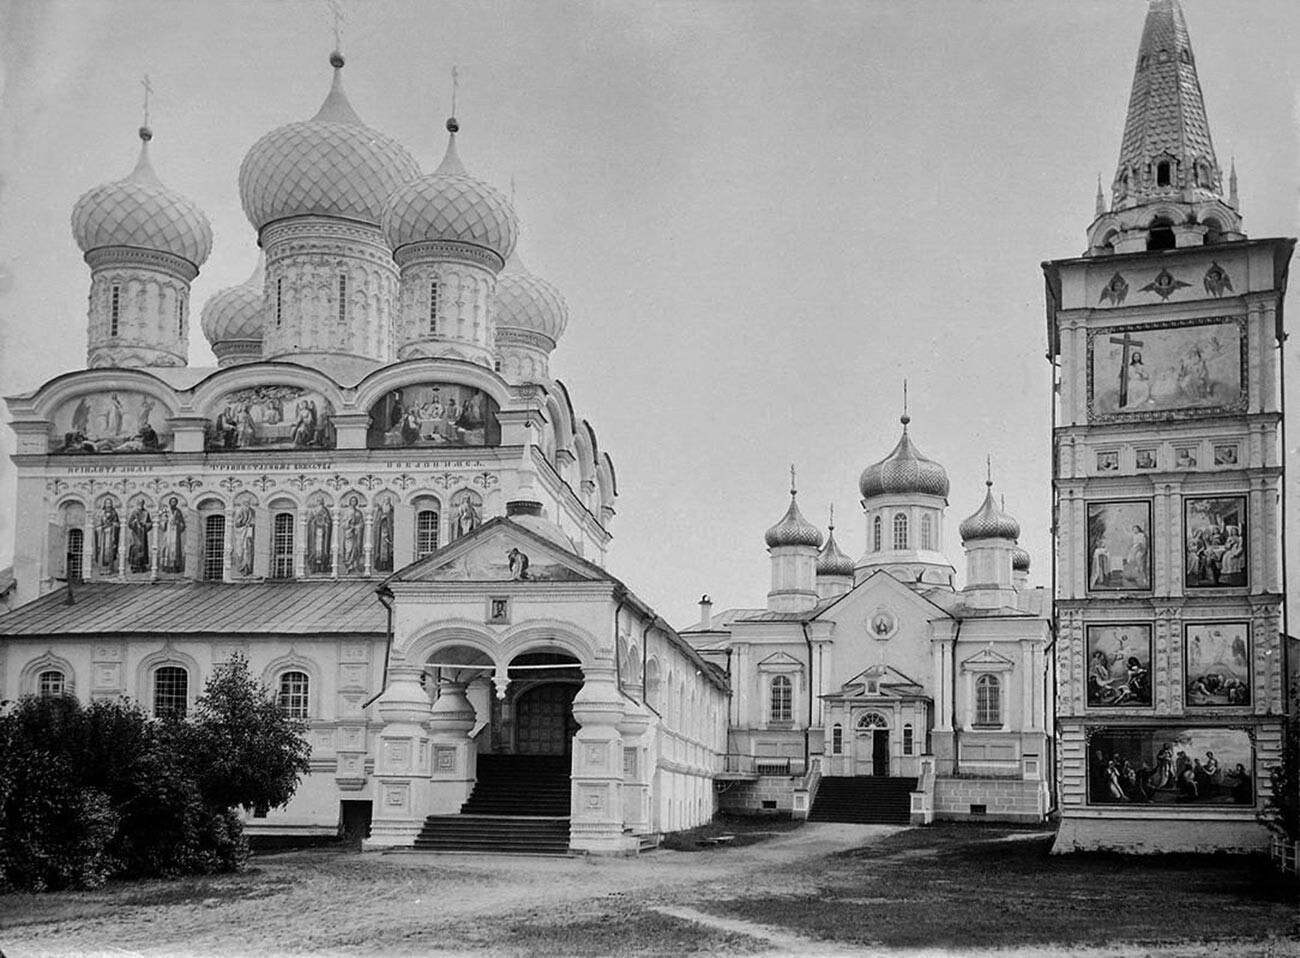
[816,526,856,577]
[71,127,213,268]
[381,121,519,264]
[238,53,420,231]
[497,249,570,344]
[765,490,823,549]
[201,254,266,364]
[859,415,950,500]
[959,482,1022,543]
[1012,545,1031,572]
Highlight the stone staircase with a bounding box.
[412,754,572,855]
[808,776,916,825]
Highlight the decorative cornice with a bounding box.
[85,246,198,282]
[394,240,504,272]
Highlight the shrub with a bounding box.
[1260,711,1300,845]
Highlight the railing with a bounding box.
[909,755,936,825]
[793,755,822,819]
[720,753,807,777]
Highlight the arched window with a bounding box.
[66,528,85,582]
[337,274,348,323]
[416,509,440,559]
[857,711,888,730]
[176,291,186,337]
[429,279,440,334]
[1156,161,1171,187]
[903,723,914,755]
[278,671,310,719]
[831,724,843,755]
[872,516,882,552]
[892,512,909,550]
[38,670,66,697]
[203,514,226,581]
[271,512,295,579]
[110,283,122,337]
[153,666,188,719]
[275,277,284,327]
[769,675,793,724]
[920,514,933,551]
[975,674,1002,728]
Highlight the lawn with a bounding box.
[705,822,1300,952]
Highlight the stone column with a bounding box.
[363,509,375,576]
[295,511,308,579]
[223,504,235,582]
[570,654,633,855]
[617,706,652,836]
[365,661,434,848]
[426,678,479,814]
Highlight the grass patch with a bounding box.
[491,903,762,956]
[660,814,803,852]
[708,823,1300,950]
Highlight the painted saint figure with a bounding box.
[307,500,333,574]
[158,497,186,574]
[341,496,365,574]
[372,498,395,573]
[507,547,530,580]
[233,499,256,576]
[453,496,480,539]
[95,500,121,572]
[127,498,152,573]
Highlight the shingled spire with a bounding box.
[1086,0,1243,254]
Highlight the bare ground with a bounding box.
[1,823,1297,958]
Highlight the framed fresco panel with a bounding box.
[1087,500,1152,592]
[1085,624,1152,708]
[1088,317,1246,423]
[1184,496,1247,589]
[367,382,501,449]
[206,385,336,451]
[1086,726,1254,807]
[1184,622,1251,708]
[50,390,170,453]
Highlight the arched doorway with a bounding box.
[856,711,890,777]
[515,683,579,755]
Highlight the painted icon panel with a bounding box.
[1184,496,1247,589]
[1088,318,1245,422]
[367,383,501,448]
[51,391,170,453]
[1085,624,1152,708]
[206,385,336,450]
[1184,623,1251,708]
[1086,500,1151,591]
[1086,726,1254,807]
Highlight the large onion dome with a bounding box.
[765,489,823,549]
[496,249,570,344]
[817,525,856,577]
[238,53,420,232]
[381,120,519,263]
[71,126,213,268]
[1012,545,1031,572]
[859,414,950,500]
[959,481,1022,542]
[201,254,265,356]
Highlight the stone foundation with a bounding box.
[933,776,1047,824]
[716,776,799,817]
[1052,813,1271,854]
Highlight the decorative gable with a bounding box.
[387,517,603,584]
[839,663,925,698]
[961,645,1016,673]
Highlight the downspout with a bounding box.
[950,619,963,775]
[801,621,814,774]
[1047,347,1061,813]
[1277,299,1291,712]
[361,584,395,710]
[612,594,627,695]
[642,617,653,708]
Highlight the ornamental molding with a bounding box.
[394,240,505,273]
[85,246,199,281]
[496,328,557,351]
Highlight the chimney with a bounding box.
[698,594,713,630]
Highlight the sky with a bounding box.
[0,0,1297,629]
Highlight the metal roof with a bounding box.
[0,581,385,637]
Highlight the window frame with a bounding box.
[768,674,793,725]
[872,515,882,552]
[66,527,85,581]
[277,670,310,719]
[974,674,1002,729]
[920,513,933,551]
[271,511,295,579]
[153,665,189,719]
[110,283,122,337]
[892,512,909,550]
[38,669,67,697]
[415,508,440,559]
[202,513,226,581]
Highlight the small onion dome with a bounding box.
[201,254,266,348]
[238,53,420,232]
[71,126,213,268]
[380,121,519,263]
[496,249,570,344]
[765,492,823,549]
[859,415,950,500]
[1012,545,1031,572]
[817,528,855,577]
[959,482,1022,543]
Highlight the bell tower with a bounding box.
[1045,0,1293,853]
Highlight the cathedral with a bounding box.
[0,0,1291,855]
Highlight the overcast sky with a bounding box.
[1,0,1297,627]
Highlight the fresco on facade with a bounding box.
[126,497,153,573]
[1185,623,1251,708]
[92,496,123,574]
[338,494,366,575]
[372,493,397,574]
[207,385,336,450]
[1090,320,1243,419]
[157,496,186,574]
[1087,727,1253,806]
[449,489,483,540]
[305,493,333,575]
[51,391,169,453]
[1085,624,1152,708]
[367,383,500,448]
[1185,496,1247,589]
[1087,500,1151,591]
[434,545,584,582]
[232,494,257,578]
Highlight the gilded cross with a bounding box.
[141,74,153,127]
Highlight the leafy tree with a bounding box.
[1260,711,1300,845]
[187,652,313,816]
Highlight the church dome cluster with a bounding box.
[381,121,519,263]
[237,54,421,231]
[859,415,950,501]
[71,127,213,269]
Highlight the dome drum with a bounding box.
[84,246,199,283]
